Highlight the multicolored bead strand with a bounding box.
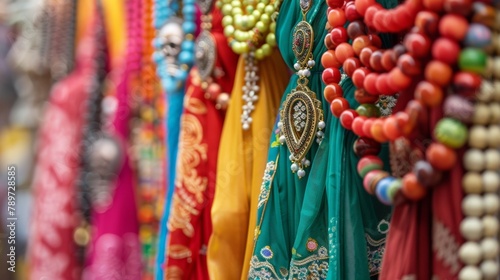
[458,3,500,279]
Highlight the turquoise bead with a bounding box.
[182,21,197,34]
[458,48,488,74]
[178,51,194,65]
[464,23,492,49]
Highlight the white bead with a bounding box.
[484,149,500,170]
[462,172,483,194]
[482,171,500,193]
[297,169,306,178]
[488,125,500,148]
[316,131,324,138]
[279,135,286,144]
[307,60,315,67]
[459,265,482,280]
[304,159,311,167]
[483,193,500,214]
[303,69,311,77]
[460,217,484,241]
[481,238,499,259]
[478,80,494,102]
[243,123,250,130]
[291,163,298,172]
[459,242,483,265]
[463,149,486,172]
[482,215,499,237]
[468,125,489,149]
[462,195,484,217]
[294,62,301,70]
[481,260,499,279]
[318,121,326,129]
[289,154,295,161]
[277,121,283,128]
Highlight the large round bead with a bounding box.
[464,23,492,48]
[375,176,395,205]
[434,118,468,149]
[401,173,427,201]
[458,48,488,74]
[426,142,457,170]
[413,160,442,187]
[458,242,482,265]
[443,95,474,123]
[363,170,389,195]
[357,155,384,177]
[353,137,381,157]
[356,103,381,117]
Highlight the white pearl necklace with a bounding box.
[241,51,260,130]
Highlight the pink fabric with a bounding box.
[82,1,142,278]
[28,19,97,280]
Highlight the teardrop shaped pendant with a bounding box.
[278,18,324,179]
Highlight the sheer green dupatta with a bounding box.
[248,0,333,278]
[326,78,392,280]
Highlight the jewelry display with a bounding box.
[216,0,282,129]
[277,0,325,178]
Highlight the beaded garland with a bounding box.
[457,4,500,279]
[153,0,197,92]
[321,0,496,206]
[216,0,282,129]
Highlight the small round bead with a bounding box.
[297,169,306,178]
[463,149,485,172]
[401,173,427,201]
[488,125,500,148]
[458,242,483,265]
[291,163,298,172]
[439,14,469,41]
[481,238,499,260]
[443,95,474,124]
[483,215,499,237]
[413,160,442,187]
[458,48,488,75]
[375,176,395,205]
[472,103,491,125]
[353,136,381,157]
[483,193,500,215]
[330,97,350,118]
[480,260,499,280]
[484,149,500,170]
[363,170,388,195]
[482,171,500,193]
[318,121,326,130]
[459,265,482,280]
[339,109,358,130]
[460,217,484,241]
[468,125,489,149]
[426,143,457,171]
[425,60,452,87]
[462,195,484,217]
[432,38,460,64]
[462,172,483,194]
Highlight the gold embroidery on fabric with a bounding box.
[167,244,192,259]
[167,113,207,237]
[165,266,184,280]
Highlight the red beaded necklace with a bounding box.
[322,0,489,204]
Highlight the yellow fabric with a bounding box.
[101,0,126,66]
[207,52,289,280]
[75,0,94,46]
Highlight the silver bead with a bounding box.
[277,121,283,128]
[279,135,286,144]
[294,62,301,70]
[307,60,315,67]
[291,163,298,172]
[316,131,324,138]
[318,121,326,129]
[304,159,311,167]
[303,69,311,77]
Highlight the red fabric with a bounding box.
[28,20,97,280]
[163,7,239,279]
[380,87,464,279]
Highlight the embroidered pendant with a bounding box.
[292,21,314,66]
[195,30,216,81]
[280,85,323,178]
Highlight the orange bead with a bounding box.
[370,118,389,143]
[321,50,342,69]
[368,34,382,48]
[424,60,452,87]
[343,57,362,77]
[324,84,344,103]
[352,67,371,89]
[355,0,377,15]
[402,173,427,201]
[388,68,412,91]
[383,115,403,140]
[354,88,379,104]
[423,0,444,12]
[426,142,457,170]
[439,14,469,41]
[415,81,443,107]
[353,36,372,56]
[328,8,347,28]
[359,45,378,67]
[335,43,355,64]
[352,116,367,137]
[381,49,396,71]
[330,97,350,117]
[362,118,375,138]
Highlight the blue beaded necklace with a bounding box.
[153,0,197,91]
